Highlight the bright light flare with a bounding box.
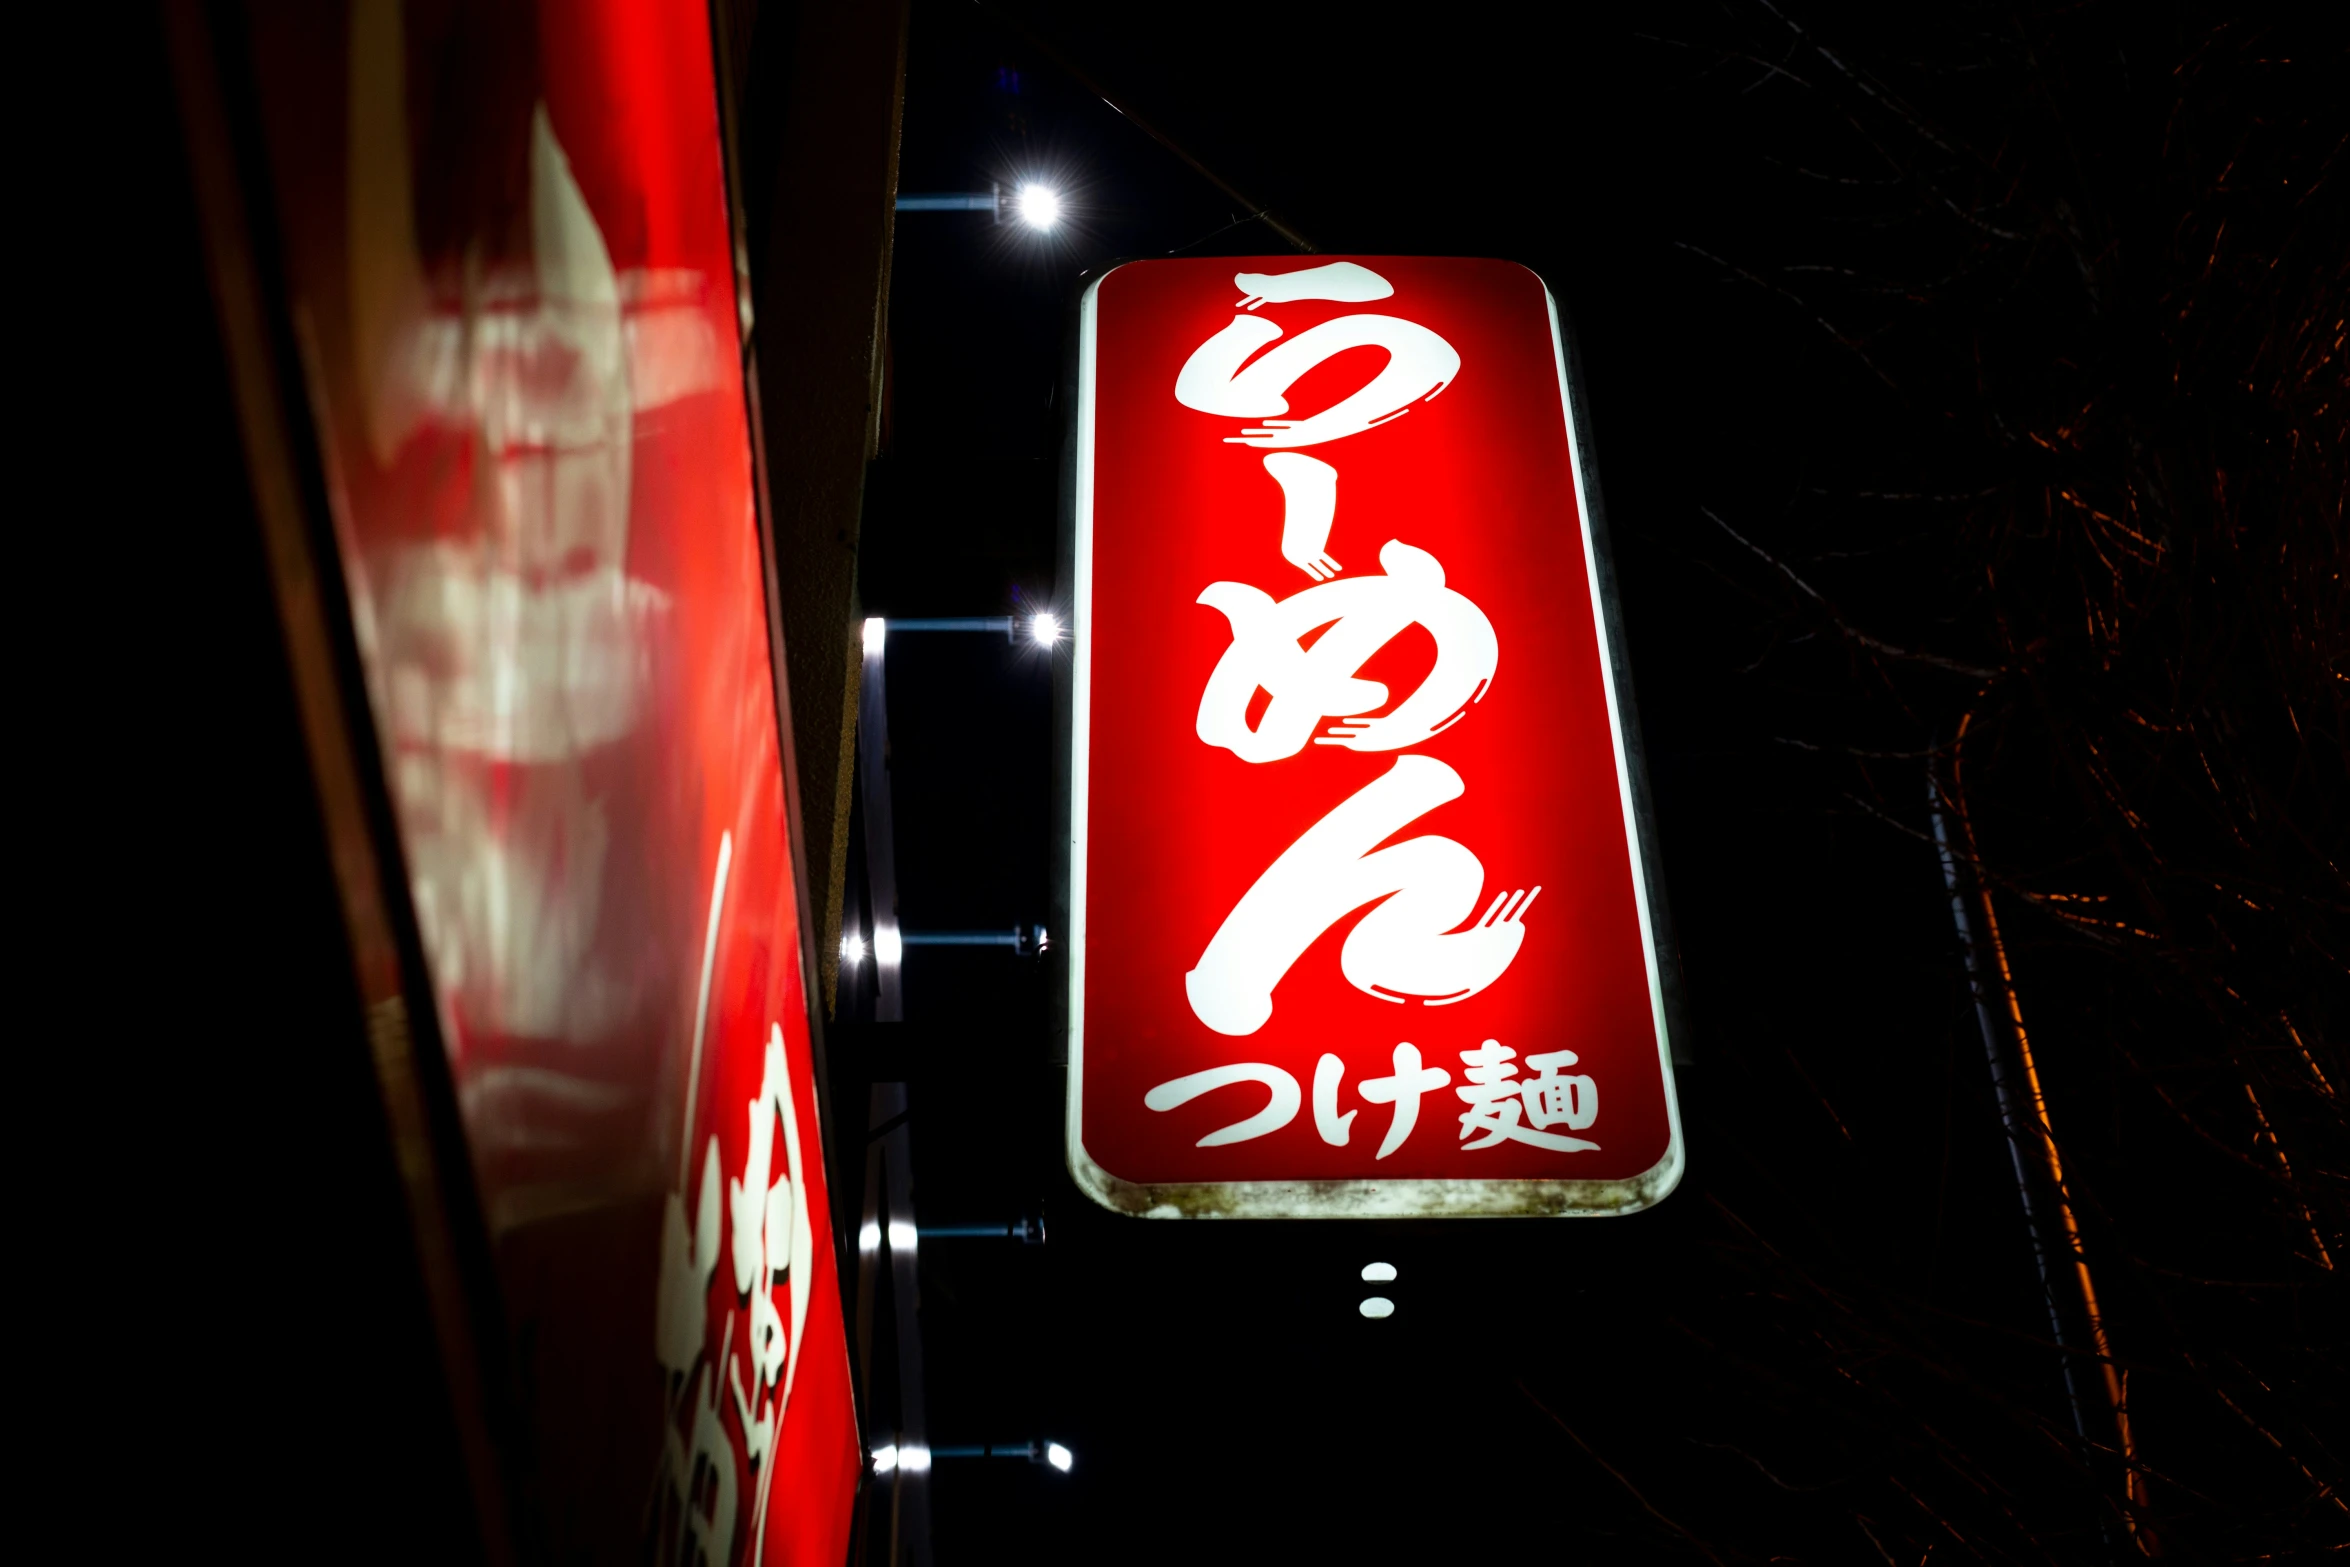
[1031,612,1061,646]
[888,1219,919,1253]
[1358,1296,1395,1319]
[841,933,867,966]
[1045,1442,1074,1473]
[858,1220,881,1254]
[1361,1261,1397,1282]
[871,1444,898,1473]
[1017,184,1061,230]
[862,616,887,655]
[874,924,903,965]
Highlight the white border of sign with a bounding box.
[1063,261,1685,1219]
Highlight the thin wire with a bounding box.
[1164,209,1286,258]
[968,0,1317,253]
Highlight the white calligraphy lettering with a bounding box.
[1154,265,1594,1165]
[1195,540,1497,762]
[1457,1040,1600,1152]
[1174,313,1459,450]
[1357,1043,1454,1161]
[1312,1053,1357,1146]
[655,1025,814,1563]
[1263,453,1340,580]
[1185,756,1539,1036]
[1233,260,1395,311]
[1144,1062,1303,1146]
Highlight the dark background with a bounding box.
[106,0,2338,1560]
[823,2,2346,1562]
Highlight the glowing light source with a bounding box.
[858,1220,880,1254]
[888,1219,919,1253]
[1045,1442,1074,1473]
[1361,1261,1397,1282]
[1358,1296,1395,1319]
[863,616,887,655]
[874,924,903,965]
[901,1445,932,1473]
[1017,184,1061,230]
[841,933,867,965]
[1031,612,1061,646]
[871,1444,898,1473]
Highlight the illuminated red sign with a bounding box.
[240,2,859,1557]
[1068,257,1683,1217]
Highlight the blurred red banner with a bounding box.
[244,2,858,1558]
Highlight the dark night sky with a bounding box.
[841,3,2097,1561]
[100,0,2337,1558]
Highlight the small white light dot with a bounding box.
[874,925,903,965]
[1046,1442,1074,1472]
[858,1221,881,1254]
[871,1444,898,1473]
[1019,184,1060,230]
[1358,1296,1395,1319]
[1361,1261,1397,1283]
[887,1220,918,1253]
[1032,612,1061,646]
[862,617,887,655]
[841,933,867,965]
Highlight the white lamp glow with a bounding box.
[871,1444,898,1473]
[862,616,887,655]
[1361,1261,1397,1282]
[1045,1442,1074,1473]
[1358,1296,1395,1319]
[874,924,903,965]
[841,933,867,965]
[1031,612,1061,646]
[1018,184,1061,230]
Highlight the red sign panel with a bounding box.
[243,2,859,1557]
[1068,257,1683,1217]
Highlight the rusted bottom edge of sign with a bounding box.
[1068,1143,1684,1220]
